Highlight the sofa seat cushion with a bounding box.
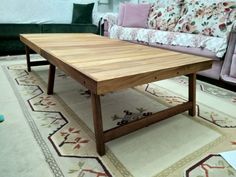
[109,25,228,58]
[148,43,220,59]
[42,24,98,34]
[0,24,41,39]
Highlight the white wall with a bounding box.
[0,0,97,23]
[0,0,157,23]
[99,0,156,12]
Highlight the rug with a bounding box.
[1,55,236,177]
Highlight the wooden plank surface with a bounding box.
[20,33,213,94]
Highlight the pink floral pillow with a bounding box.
[174,0,236,38]
[119,3,151,28]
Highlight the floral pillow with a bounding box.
[174,0,236,38]
[147,0,183,31]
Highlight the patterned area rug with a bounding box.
[2,55,236,177]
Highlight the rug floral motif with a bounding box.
[2,55,236,177]
[185,155,235,177]
[144,83,236,128]
[4,65,113,177]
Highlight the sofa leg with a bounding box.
[25,45,31,72]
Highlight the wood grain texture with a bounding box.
[188,73,196,116]
[20,33,213,156]
[91,93,105,156]
[104,102,193,142]
[20,33,213,95]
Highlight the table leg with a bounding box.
[188,73,196,116]
[25,45,31,72]
[91,93,105,156]
[47,64,56,95]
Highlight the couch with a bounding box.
[102,1,236,88]
[0,23,98,56]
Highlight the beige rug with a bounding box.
[2,55,236,177]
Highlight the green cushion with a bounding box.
[42,24,98,34]
[72,3,94,24]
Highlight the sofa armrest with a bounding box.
[103,20,109,36]
[231,23,236,32]
[101,13,118,36]
[220,31,236,85]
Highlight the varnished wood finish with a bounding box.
[20,33,213,156]
[47,64,56,95]
[104,102,193,142]
[30,60,49,66]
[188,73,196,116]
[24,45,49,71]
[20,33,213,94]
[41,49,97,92]
[91,93,105,156]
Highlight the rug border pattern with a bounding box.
[3,65,113,177]
[2,66,65,177]
[3,59,234,177]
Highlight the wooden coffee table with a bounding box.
[20,33,213,156]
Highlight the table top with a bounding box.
[20,33,213,94]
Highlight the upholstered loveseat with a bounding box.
[102,0,236,88]
[0,23,98,56]
[0,1,100,56]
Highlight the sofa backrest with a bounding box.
[0,23,98,39]
[41,24,98,34]
[148,0,236,38]
[0,24,41,39]
[175,0,236,38]
[148,0,183,31]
